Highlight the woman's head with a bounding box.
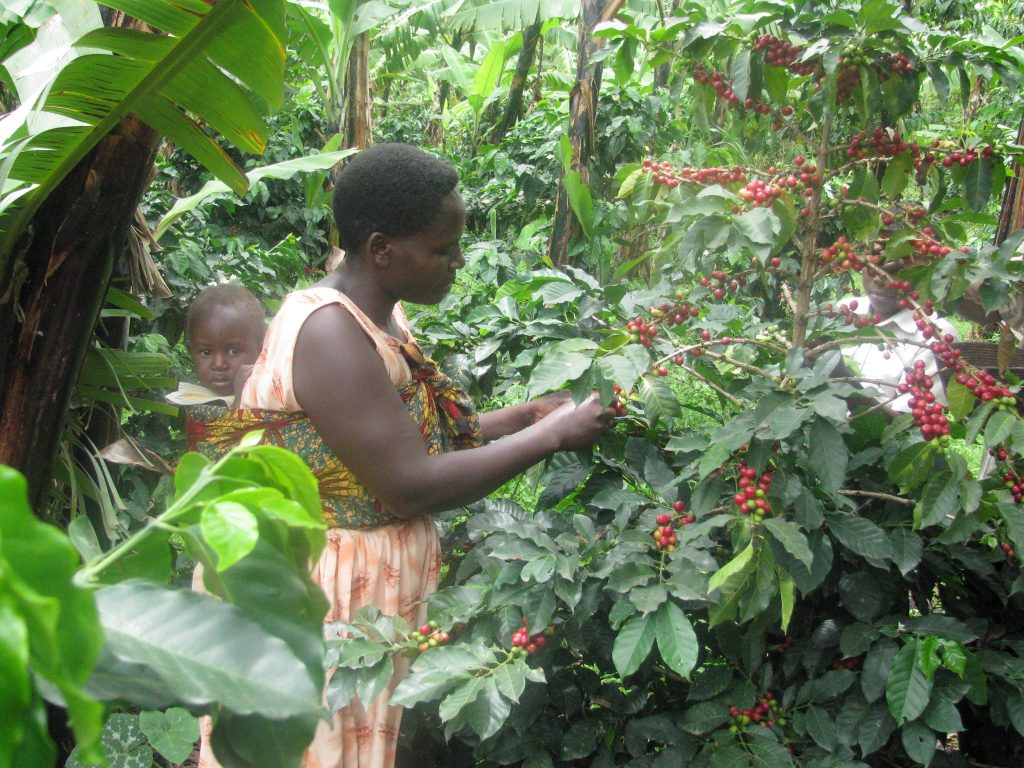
[863,259,910,318]
[332,143,460,254]
[186,283,266,395]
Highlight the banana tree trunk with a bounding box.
[343,31,372,151]
[548,0,620,268]
[490,22,542,144]
[996,111,1024,245]
[0,114,159,511]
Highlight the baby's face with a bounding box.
[189,304,263,396]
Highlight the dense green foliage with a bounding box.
[6,0,1024,767]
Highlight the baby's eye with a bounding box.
[229,346,242,356]
[199,349,212,358]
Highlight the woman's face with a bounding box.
[189,304,263,395]
[385,191,466,305]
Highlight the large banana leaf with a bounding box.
[0,0,287,262]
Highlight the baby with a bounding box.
[168,283,266,407]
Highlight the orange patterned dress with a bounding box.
[195,287,481,768]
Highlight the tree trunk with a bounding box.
[653,0,679,89]
[489,22,542,144]
[0,115,160,511]
[548,0,620,268]
[342,31,372,151]
[996,111,1024,245]
[426,32,464,146]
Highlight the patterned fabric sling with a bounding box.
[184,341,481,530]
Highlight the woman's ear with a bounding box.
[367,232,391,268]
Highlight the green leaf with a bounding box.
[95,580,322,719]
[763,518,813,569]
[827,513,894,561]
[881,152,913,199]
[66,713,152,768]
[964,156,994,212]
[201,500,259,571]
[0,466,104,758]
[945,379,974,422]
[492,659,527,702]
[731,49,751,101]
[467,676,512,740]
[528,349,592,397]
[1,0,288,256]
[153,148,357,241]
[914,472,959,530]
[888,441,934,489]
[138,708,198,764]
[901,615,977,643]
[612,612,657,677]
[887,640,933,724]
[708,541,755,593]
[563,170,594,240]
[807,417,847,493]
[779,575,795,633]
[439,675,486,723]
[985,410,1016,449]
[653,601,698,679]
[679,701,730,734]
[805,705,836,751]
[862,641,898,703]
[639,376,682,420]
[900,719,937,766]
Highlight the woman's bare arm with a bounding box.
[293,306,610,518]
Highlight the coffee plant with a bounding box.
[327,3,1024,767]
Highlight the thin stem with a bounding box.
[840,489,912,505]
[674,360,744,408]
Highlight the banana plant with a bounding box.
[0,0,291,509]
[0,0,287,263]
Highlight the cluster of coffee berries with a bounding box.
[899,359,950,442]
[625,317,659,347]
[770,635,794,654]
[910,227,956,259]
[641,158,681,187]
[738,178,784,207]
[728,693,786,732]
[678,165,748,185]
[611,384,628,417]
[845,127,919,160]
[834,299,883,328]
[511,619,553,655]
[1003,541,1017,560]
[754,35,817,75]
[411,621,450,652]
[954,369,1014,404]
[820,235,864,272]
[650,295,701,327]
[888,52,914,73]
[1002,465,1024,506]
[733,461,772,521]
[835,62,864,102]
[691,63,795,120]
[653,501,696,552]
[941,145,994,167]
[700,270,747,300]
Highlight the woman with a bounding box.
[197,143,613,768]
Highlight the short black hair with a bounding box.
[186,283,265,347]
[332,143,460,253]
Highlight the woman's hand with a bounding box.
[538,394,615,452]
[527,390,573,423]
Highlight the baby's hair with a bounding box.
[186,283,265,347]
[332,143,459,253]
